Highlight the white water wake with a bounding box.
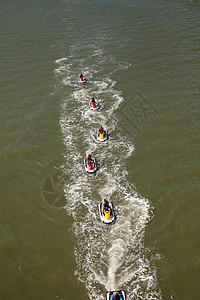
[55,44,162,300]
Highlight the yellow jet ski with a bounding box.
[97,130,108,142]
[98,200,115,224]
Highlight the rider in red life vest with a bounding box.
[87,154,94,164]
[110,292,122,300]
[91,97,96,107]
[80,73,84,81]
[103,199,111,212]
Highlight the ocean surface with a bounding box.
[1,0,200,299]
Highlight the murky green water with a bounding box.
[1,0,199,299]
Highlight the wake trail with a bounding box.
[55,43,162,300]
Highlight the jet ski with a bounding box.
[98,201,115,224]
[97,130,108,142]
[78,78,87,84]
[84,158,97,173]
[89,101,100,110]
[106,290,126,300]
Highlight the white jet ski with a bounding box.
[106,290,126,300]
[98,201,115,224]
[97,130,108,142]
[84,158,97,173]
[89,101,100,110]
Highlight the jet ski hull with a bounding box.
[106,290,126,300]
[84,158,97,173]
[89,102,100,110]
[78,78,87,84]
[98,202,115,224]
[97,130,108,142]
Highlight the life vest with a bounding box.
[113,294,120,300]
[103,201,109,210]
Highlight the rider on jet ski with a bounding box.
[87,154,94,164]
[103,199,111,212]
[98,125,106,136]
[110,292,123,300]
[79,73,84,81]
[91,97,96,104]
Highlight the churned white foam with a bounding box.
[107,239,125,291]
[55,57,69,64]
[56,44,162,300]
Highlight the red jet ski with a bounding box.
[79,77,87,84]
[84,157,97,173]
[89,101,100,110]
